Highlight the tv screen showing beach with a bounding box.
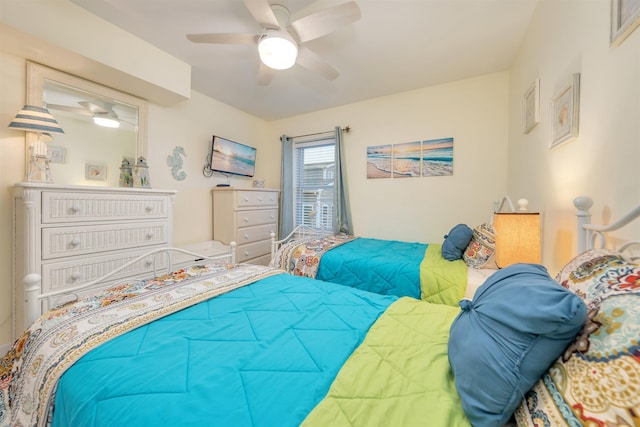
[210,136,256,177]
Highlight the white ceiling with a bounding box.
[70,0,539,121]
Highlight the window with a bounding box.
[293,138,335,231]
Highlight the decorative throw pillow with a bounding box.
[448,264,587,427]
[442,224,473,261]
[463,222,498,268]
[514,249,640,427]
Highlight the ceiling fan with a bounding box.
[186,0,361,85]
[46,100,134,129]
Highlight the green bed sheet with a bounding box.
[302,297,470,427]
[420,243,468,306]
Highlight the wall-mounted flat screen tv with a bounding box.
[210,135,256,177]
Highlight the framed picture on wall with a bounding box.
[85,163,107,180]
[611,0,640,46]
[550,73,580,149]
[48,145,66,163]
[523,78,540,134]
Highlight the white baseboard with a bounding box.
[0,342,11,355]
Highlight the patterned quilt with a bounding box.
[0,263,280,427]
[269,234,358,278]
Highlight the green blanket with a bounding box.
[302,297,470,427]
[420,243,468,306]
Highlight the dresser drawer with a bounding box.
[235,223,277,245]
[235,190,278,208]
[236,209,278,227]
[41,246,170,293]
[42,221,169,259]
[236,240,272,263]
[42,192,170,223]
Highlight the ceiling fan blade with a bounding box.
[78,101,109,114]
[290,1,361,43]
[187,33,258,44]
[296,46,339,81]
[243,0,280,28]
[46,103,92,116]
[258,62,276,86]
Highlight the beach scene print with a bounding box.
[422,137,453,176]
[392,141,421,178]
[366,144,392,178]
[212,137,256,177]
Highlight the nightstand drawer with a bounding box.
[236,240,272,263]
[235,190,278,208]
[41,246,170,293]
[236,209,278,227]
[42,192,170,223]
[235,223,277,245]
[42,221,169,259]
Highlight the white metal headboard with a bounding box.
[574,196,640,255]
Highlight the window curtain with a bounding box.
[279,127,352,238]
[279,135,294,239]
[333,126,353,234]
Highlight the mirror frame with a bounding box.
[25,61,148,181]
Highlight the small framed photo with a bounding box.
[523,78,540,134]
[611,0,640,46]
[85,163,107,180]
[550,73,580,149]
[48,145,66,163]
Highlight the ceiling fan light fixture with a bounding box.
[258,30,298,70]
[93,115,120,128]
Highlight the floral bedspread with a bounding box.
[270,234,358,278]
[0,263,281,427]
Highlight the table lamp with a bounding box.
[493,197,541,267]
[8,105,65,182]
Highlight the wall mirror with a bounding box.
[26,61,148,187]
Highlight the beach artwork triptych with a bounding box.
[366,137,454,179]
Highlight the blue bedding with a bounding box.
[51,273,397,427]
[316,238,428,299]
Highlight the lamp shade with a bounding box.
[494,212,541,268]
[258,29,298,70]
[8,105,64,134]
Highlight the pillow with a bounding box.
[463,222,499,269]
[514,249,640,427]
[442,224,473,260]
[448,263,587,427]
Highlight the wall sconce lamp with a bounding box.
[493,197,541,267]
[8,105,65,182]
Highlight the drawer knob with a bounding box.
[243,217,249,223]
[146,232,154,239]
[70,272,81,281]
[243,251,249,257]
[258,196,263,201]
[70,205,81,213]
[70,238,81,247]
[243,234,249,240]
[145,205,153,212]
[244,196,250,202]
[144,259,153,267]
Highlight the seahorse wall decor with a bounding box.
[167,146,187,181]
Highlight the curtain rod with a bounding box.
[283,126,351,141]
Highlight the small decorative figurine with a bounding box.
[119,158,133,187]
[132,156,151,188]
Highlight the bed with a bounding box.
[2,196,638,427]
[269,223,498,304]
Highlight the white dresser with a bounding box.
[13,183,176,337]
[212,188,279,265]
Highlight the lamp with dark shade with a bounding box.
[8,105,64,182]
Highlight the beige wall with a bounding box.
[268,72,510,243]
[506,0,640,274]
